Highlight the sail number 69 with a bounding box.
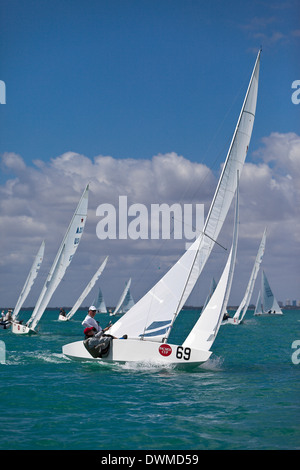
[176,346,191,361]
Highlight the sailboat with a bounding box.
[93,286,108,313]
[12,185,89,335]
[0,241,45,330]
[110,279,135,316]
[59,256,109,321]
[254,270,283,316]
[223,227,267,325]
[62,50,261,366]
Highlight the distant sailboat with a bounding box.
[60,256,109,321]
[254,270,283,316]
[110,279,135,316]
[93,287,108,313]
[12,185,89,335]
[224,228,267,325]
[11,240,45,324]
[63,50,261,366]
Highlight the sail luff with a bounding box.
[12,240,45,321]
[66,256,108,320]
[27,185,89,331]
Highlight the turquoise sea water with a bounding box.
[0,308,299,450]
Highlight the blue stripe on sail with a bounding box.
[140,327,169,337]
[146,320,171,331]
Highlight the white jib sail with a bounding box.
[111,279,132,316]
[183,171,240,352]
[27,185,89,331]
[109,50,261,342]
[66,256,108,320]
[233,228,267,322]
[12,241,45,321]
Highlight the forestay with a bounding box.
[109,50,261,342]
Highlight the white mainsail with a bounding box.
[183,171,240,351]
[66,256,108,320]
[26,185,89,332]
[232,228,267,323]
[261,270,283,315]
[111,278,133,316]
[109,50,261,342]
[12,241,45,321]
[94,287,107,313]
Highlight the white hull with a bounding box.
[11,322,37,335]
[58,315,69,322]
[62,338,212,367]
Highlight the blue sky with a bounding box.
[0,0,299,308]
[1,0,299,169]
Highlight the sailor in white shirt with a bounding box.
[82,306,111,335]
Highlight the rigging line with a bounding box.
[170,215,228,252]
